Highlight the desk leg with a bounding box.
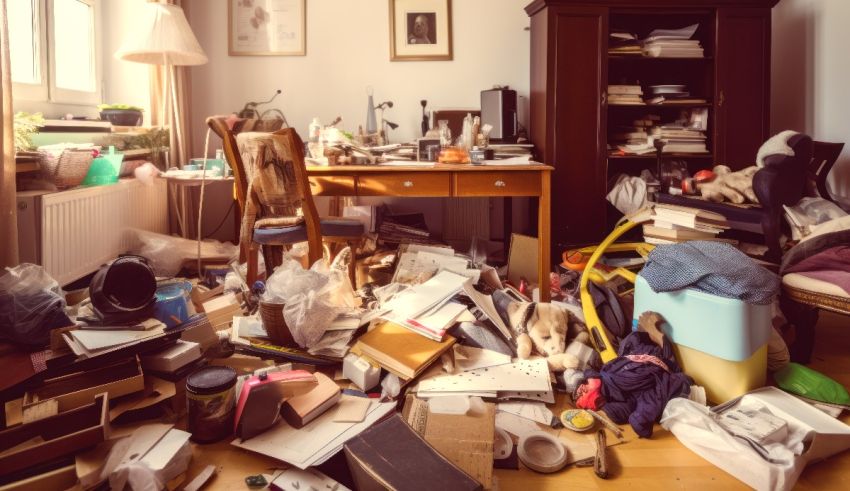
[538,172,551,302]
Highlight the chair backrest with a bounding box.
[207,116,250,215]
[809,141,845,203]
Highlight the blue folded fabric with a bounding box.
[639,241,780,305]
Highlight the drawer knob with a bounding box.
[494,180,507,188]
[403,180,414,188]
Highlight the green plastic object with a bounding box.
[82,146,123,186]
[774,362,850,406]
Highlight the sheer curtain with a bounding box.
[148,0,194,168]
[0,0,19,268]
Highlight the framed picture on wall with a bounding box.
[228,0,306,56]
[389,0,453,61]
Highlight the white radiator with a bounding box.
[441,198,491,250]
[22,179,168,286]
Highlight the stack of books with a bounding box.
[643,203,733,245]
[642,24,704,58]
[610,115,660,155]
[609,30,641,56]
[608,85,644,105]
[645,84,708,105]
[650,125,709,154]
[377,213,435,246]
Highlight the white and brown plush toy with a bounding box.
[507,302,590,371]
[697,164,759,204]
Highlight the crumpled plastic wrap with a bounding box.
[0,263,71,347]
[107,439,192,491]
[263,256,357,349]
[133,230,238,277]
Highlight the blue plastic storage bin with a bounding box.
[632,274,771,362]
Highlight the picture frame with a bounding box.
[389,0,453,61]
[228,0,306,56]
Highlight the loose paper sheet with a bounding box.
[418,358,550,394]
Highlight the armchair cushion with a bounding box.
[782,273,849,299]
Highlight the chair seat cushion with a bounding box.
[782,273,850,299]
[253,218,364,245]
[658,193,765,231]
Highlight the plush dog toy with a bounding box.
[507,301,590,371]
[697,164,759,204]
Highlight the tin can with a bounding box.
[186,366,237,443]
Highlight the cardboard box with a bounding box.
[403,395,495,488]
[0,394,109,479]
[23,357,144,412]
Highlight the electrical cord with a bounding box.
[204,200,236,239]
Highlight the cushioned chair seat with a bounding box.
[782,273,850,299]
[253,218,364,245]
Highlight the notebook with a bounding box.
[351,322,456,380]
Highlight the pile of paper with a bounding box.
[63,320,167,358]
[644,203,731,245]
[233,399,396,469]
[381,270,470,341]
[642,24,704,58]
[392,244,480,285]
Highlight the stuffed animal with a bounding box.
[507,301,590,371]
[697,165,759,204]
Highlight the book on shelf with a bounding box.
[608,84,643,95]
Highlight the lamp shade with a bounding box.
[115,3,207,66]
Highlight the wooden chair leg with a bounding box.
[247,243,260,286]
[780,295,819,364]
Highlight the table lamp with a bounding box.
[115,2,207,167]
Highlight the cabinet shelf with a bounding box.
[608,153,714,160]
[608,55,714,61]
[608,102,712,108]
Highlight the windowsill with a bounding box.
[13,98,101,120]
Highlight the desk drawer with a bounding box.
[455,171,541,197]
[309,176,356,196]
[357,173,450,197]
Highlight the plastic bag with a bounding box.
[783,197,848,240]
[264,256,357,348]
[774,362,850,405]
[134,230,239,277]
[0,264,72,347]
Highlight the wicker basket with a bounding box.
[39,149,95,189]
[259,300,297,347]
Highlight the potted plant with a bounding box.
[13,112,44,152]
[98,103,144,127]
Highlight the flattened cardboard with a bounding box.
[0,393,109,479]
[404,396,496,488]
[507,234,539,286]
[23,357,144,412]
[0,464,76,491]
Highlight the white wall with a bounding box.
[185,0,532,242]
[101,0,152,123]
[187,0,530,151]
[772,0,850,206]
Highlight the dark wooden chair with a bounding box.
[206,117,364,286]
[658,137,844,262]
[779,141,847,363]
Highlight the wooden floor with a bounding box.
[187,312,850,490]
[495,311,850,490]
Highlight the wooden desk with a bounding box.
[306,164,553,301]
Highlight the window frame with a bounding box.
[10,0,49,101]
[11,0,102,107]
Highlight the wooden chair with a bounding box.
[807,141,845,204]
[206,117,364,286]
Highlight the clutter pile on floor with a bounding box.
[2,209,850,490]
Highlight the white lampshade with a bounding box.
[115,3,207,66]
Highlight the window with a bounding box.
[8,0,101,106]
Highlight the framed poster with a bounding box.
[228,0,306,56]
[389,0,453,61]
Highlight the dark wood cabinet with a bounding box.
[526,0,779,253]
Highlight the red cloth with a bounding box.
[574,377,605,410]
